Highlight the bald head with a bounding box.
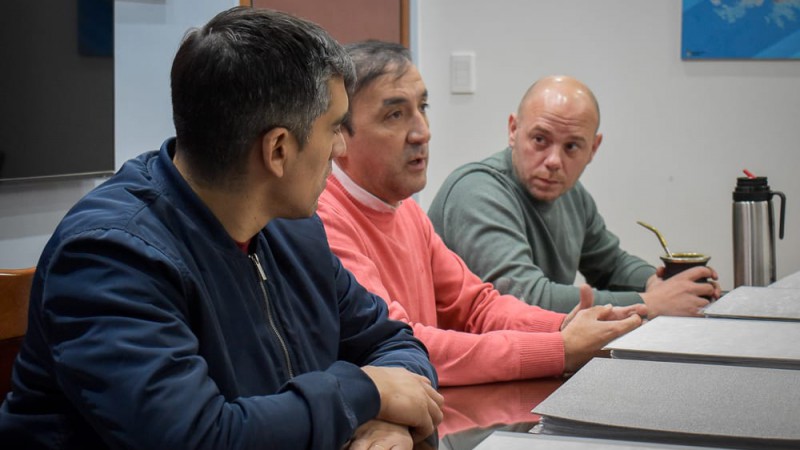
[508,75,603,202]
[518,75,600,132]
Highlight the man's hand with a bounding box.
[560,284,647,330]
[346,420,413,450]
[641,266,722,318]
[560,283,594,331]
[561,285,644,373]
[361,366,443,443]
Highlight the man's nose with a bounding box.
[408,112,431,145]
[332,132,346,158]
[543,147,562,170]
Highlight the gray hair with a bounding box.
[342,40,413,134]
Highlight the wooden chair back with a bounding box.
[0,267,35,398]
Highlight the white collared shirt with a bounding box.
[331,163,399,213]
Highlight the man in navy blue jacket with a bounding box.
[0,7,441,449]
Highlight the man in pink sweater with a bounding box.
[317,41,646,386]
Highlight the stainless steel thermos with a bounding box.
[732,176,786,287]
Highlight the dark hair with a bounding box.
[342,40,412,134]
[170,7,355,186]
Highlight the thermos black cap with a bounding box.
[733,174,786,240]
[734,176,771,201]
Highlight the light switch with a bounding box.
[450,52,476,94]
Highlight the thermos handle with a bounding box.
[773,191,786,239]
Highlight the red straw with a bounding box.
[743,169,756,179]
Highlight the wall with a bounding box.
[2,0,798,291]
[416,0,800,290]
[0,0,236,268]
[251,0,404,45]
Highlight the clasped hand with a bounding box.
[360,366,443,446]
[560,284,646,373]
[642,266,722,318]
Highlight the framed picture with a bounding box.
[682,0,800,59]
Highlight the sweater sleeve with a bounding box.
[318,193,566,386]
[429,169,653,313]
[421,227,565,385]
[577,189,656,304]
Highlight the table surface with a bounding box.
[434,376,565,450]
[427,271,800,449]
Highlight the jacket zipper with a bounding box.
[249,253,295,379]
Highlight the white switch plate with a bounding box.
[450,52,476,94]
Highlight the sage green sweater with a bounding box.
[428,147,655,313]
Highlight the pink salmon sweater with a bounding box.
[317,175,566,386]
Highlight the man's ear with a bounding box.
[588,132,603,163]
[508,113,518,148]
[260,127,294,178]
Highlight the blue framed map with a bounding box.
[682,0,800,59]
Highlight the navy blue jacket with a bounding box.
[0,139,436,449]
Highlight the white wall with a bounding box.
[417,0,800,291]
[0,0,236,268]
[2,0,798,291]
[115,0,239,165]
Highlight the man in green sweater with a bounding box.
[428,75,720,316]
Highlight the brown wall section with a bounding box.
[244,0,408,46]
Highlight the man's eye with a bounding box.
[387,111,403,120]
[420,103,430,113]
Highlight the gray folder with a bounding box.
[603,316,800,369]
[771,271,800,289]
[532,358,800,449]
[474,432,730,450]
[703,286,800,321]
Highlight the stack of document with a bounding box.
[603,315,800,369]
[475,431,728,450]
[532,358,800,449]
[770,271,800,289]
[704,286,800,321]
